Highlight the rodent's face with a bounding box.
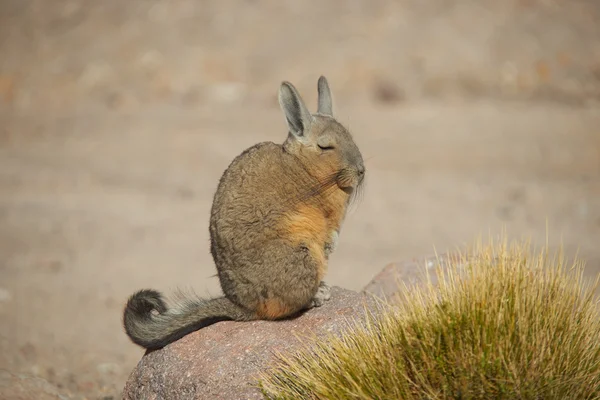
[278,76,365,195]
[291,116,366,191]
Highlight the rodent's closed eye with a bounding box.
[317,144,335,151]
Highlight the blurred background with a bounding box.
[1,0,599,398]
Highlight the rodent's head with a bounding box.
[279,76,365,192]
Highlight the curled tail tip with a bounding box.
[124,289,168,320]
[122,293,253,350]
[123,289,170,349]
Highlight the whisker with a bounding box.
[285,171,339,206]
[284,168,366,210]
[303,174,338,199]
[348,174,366,211]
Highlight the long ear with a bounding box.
[278,81,313,138]
[317,76,333,116]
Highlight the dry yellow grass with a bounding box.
[260,237,600,399]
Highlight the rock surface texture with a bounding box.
[362,254,463,303]
[122,287,378,400]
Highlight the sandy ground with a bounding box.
[1,0,599,398]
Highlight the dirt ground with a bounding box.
[1,0,599,398]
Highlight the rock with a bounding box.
[362,254,460,303]
[0,370,68,400]
[122,287,378,400]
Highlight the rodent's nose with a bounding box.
[357,164,365,176]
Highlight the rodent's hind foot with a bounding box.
[310,281,332,308]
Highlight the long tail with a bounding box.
[123,289,255,350]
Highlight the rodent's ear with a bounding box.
[317,76,333,117]
[278,81,314,138]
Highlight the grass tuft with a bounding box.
[259,236,600,399]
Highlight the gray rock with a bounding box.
[362,254,460,303]
[122,287,378,400]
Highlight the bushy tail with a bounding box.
[123,289,255,350]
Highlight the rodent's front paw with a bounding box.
[318,281,331,300]
[310,281,332,308]
[310,296,326,308]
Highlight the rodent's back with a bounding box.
[210,142,312,261]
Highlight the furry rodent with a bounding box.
[123,76,365,350]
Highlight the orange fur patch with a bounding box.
[256,298,294,320]
[280,188,349,281]
[281,204,327,280]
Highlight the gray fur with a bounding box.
[124,290,253,349]
[278,81,314,138]
[317,76,333,116]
